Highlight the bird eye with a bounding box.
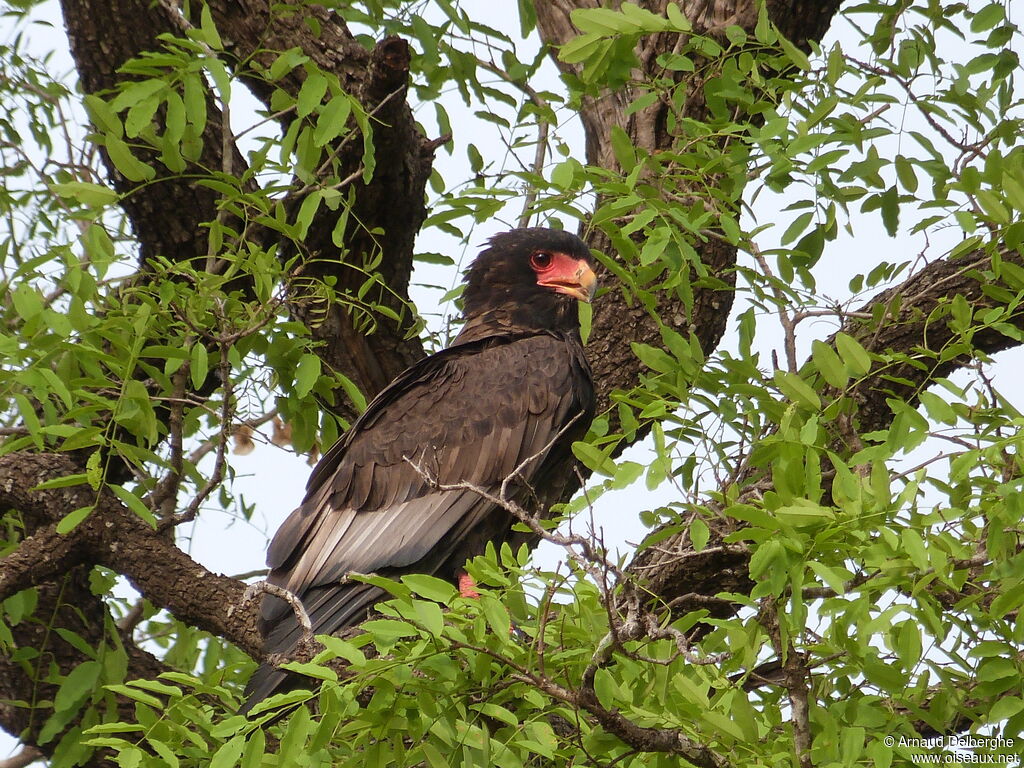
[530,251,553,270]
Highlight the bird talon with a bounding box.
[241,582,263,604]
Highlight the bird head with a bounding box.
[460,228,597,336]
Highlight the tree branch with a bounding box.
[0,452,263,658]
[0,747,43,768]
[0,524,86,603]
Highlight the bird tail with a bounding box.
[240,581,385,715]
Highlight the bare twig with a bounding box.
[785,647,813,768]
[161,321,234,530]
[477,60,554,228]
[117,597,148,635]
[750,240,798,372]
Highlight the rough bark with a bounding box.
[197,1,434,403]
[60,0,248,267]
[535,0,842,415]
[0,453,169,762]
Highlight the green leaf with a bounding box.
[773,370,820,411]
[559,33,605,65]
[472,702,519,727]
[210,735,245,768]
[918,391,956,425]
[56,506,95,535]
[412,599,444,636]
[51,181,118,207]
[835,333,872,376]
[128,679,182,697]
[612,460,643,488]
[363,619,419,643]
[609,125,636,171]
[84,454,101,489]
[190,342,209,390]
[578,300,592,345]
[572,441,616,477]
[183,72,208,135]
[594,668,625,709]
[778,31,811,70]
[84,94,123,136]
[880,185,899,236]
[33,473,90,491]
[352,105,375,183]
[971,2,1004,32]
[811,340,848,388]
[241,729,266,768]
[480,593,510,637]
[335,373,367,413]
[775,502,834,527]
[12,283,42,320]
[689,517,709,551]
[206,57,232,104]
[402,574,457,603]
[280,661,337,681]
[110,484,157,530]
[110,78,165,112]
[894,155,918,193]
[313,94,352,147]
[317,635,367,667]
[808,561,849,594]
[550,158,580,189]
[54,660,102,712]
[104,683,163,707]
[146,737,180,768]
[294,353,321,398]
[125,93,161,137]
[104,137,155,182]
[297,72,328,118]
[631,342,676,374]
[37,367,74,409]
[269,47,309,81]
[199,4,223,49]
[749,539,784,581]
[900,528,929,570]
[279,701,315,763]
[294,190,323,240]
[781,211,813,245]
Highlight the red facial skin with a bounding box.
[530,251,598,303]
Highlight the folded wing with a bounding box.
[243,333,592,710]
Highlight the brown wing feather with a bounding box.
[268,334,586,597]
[244,332,592,713]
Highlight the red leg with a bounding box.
[458,571,480,599]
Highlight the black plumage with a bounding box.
[243,228,596,712]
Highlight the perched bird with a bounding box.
[242,227,597,712]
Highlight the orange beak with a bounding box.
[538,258,598,303]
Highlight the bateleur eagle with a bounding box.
[243,227,597,712]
